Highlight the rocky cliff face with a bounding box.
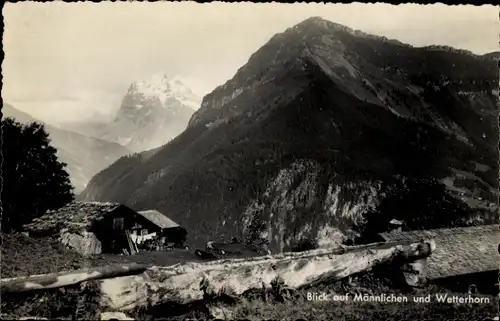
[81,17,499,251]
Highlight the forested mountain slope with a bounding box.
[82,17,499,251]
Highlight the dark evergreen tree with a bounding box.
[1,117,74,232]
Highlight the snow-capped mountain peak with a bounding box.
[102,73,200,152]
[130,73,201,110]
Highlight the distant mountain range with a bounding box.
[2,103,131,193]
[81,17,499,251]
[65,74,200,152]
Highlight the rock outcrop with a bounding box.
[59,229,102,256]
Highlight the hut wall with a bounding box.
[91,207,162,254]
[163,227,188,247]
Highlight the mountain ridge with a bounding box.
[190,17,495,130]
[81,17,499,251]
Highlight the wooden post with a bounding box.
[400,239,435,287]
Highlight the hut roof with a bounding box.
[136,210,180,229]
[379,224,499,279]
[24,201,124,234]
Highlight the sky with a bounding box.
[3,2,498,123]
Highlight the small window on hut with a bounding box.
[113,217,124,230]
[141,228,148,236]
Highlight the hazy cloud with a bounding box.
[2,2,497,123]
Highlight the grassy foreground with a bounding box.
[229,294,498,321]
[1,233,105,319]
[1,233,498,320]
[1,233,100,278]
[132,289,498,321]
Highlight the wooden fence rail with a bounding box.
[1,263,148,293]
